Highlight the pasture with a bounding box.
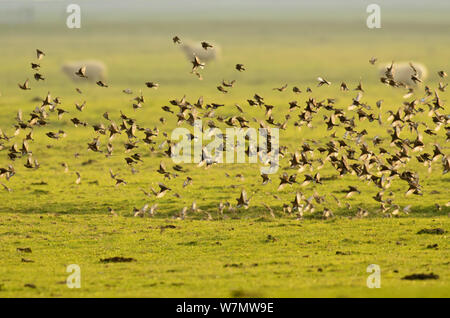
[0,2,449,297]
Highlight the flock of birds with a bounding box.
[0,36,449,219]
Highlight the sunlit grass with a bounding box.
[0,18,449,297]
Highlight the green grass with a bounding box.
[1,215,449,297]
[0,13,449,297]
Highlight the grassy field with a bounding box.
[0,6,449,297]
[1,215,449,297]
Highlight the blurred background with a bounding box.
[0,0,449,91]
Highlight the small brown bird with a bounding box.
[173,36,181,44]
[411,74,422,84]
[46,130,66,139]
[438,82,447,92]
[183,176,193,188]
[87,137,101,152]
[355,80,364,92]
[317,77,331,87]
[222,80,236,88]
[114,177,127,187]
[34,73,45,81]
[75,171,81,184]
[291,192,304,214]
[36,49,45,60]
[344,186,361,198]
[301,173,321,186]
[70,118,87,127]
[201,41,213,50]
[369,57,377,65]
[278,172,295,190]
[217,86,228,93]
[273,84,288,92]
[323,208,334,219]
[157,161,168,175]
[340,82,349,91]
[18,79,31,90]
[61,162,69,173]
[236,189,249,209]
[133,204,149,217]
[96,81,108,87]
[145,82,159,89]
[75,66,87,78]
[75,101,86,112]
[437,70,447,78]
[0,182,12,192]
[156,183,171,198]
[108,207,117,216]
[235,64,246,72]
[191,55,205,72]
[261,173,271,185]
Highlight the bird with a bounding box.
[217,86,228,93]
[273,84,288,92]
[75,172,81,184]
[75,101,86,112]
[145,82,159,89]
[438,82,447,92]
[261,173,271,185]
[133,204,149,217]
[201,41,213,50]
[191,55,205,72]
[235,64,245,72]
[172,36,181,44]
[36,49,45,60]
[183,176,193,188]
[46,130,66,139]
[437,70,447,78]
[355,81,364,92]
[222,80,236,88]
[340,82,349,91]
[344,186,361,198]
[61,162,69,173]
[236,189,249,209]
[317,77,331,87]
[34,73,45,81]
[157,161,169,175]
[75,66,88,78]
[0,182,12,192]
[96,80,108,87]
[18,79,31,90]
[156,183,171,198]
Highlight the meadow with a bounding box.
[0,12,449,297]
